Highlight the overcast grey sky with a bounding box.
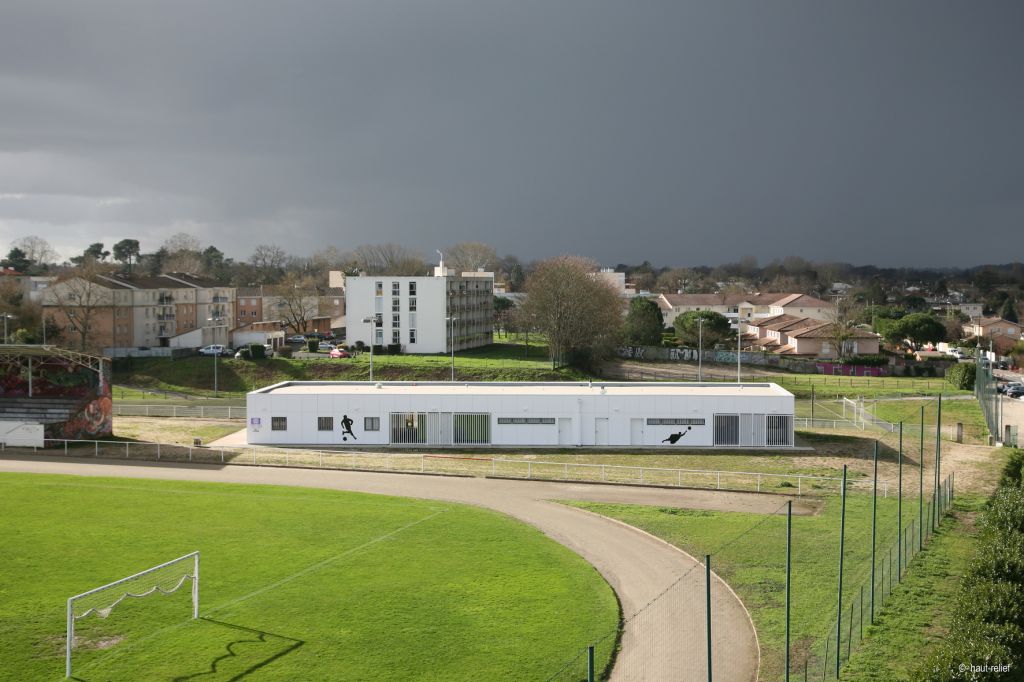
[1,1,1021,268]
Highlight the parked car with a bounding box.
[946,348,965,359]
[318,341,336,352]
[329,348,351,358]
[199,344,232,357]
[286,335,307,344]
[998,382,1023,395]
[1005,386,1024,399]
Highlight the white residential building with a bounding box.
[345,263,493,353]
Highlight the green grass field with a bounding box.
[567,488,939,680]
[0,473,619,681]
[113,342,588,398]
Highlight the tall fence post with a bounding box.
[870,442,878,625]
[587,645,595,682]
[919,406,925,552]
[934,394,942,532]
[836,464,847,679]
[898,422,903,582]
[706,554,713,682]
[786,499,792,682]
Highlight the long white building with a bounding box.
[345,263,493,353]
[246,381,795,448]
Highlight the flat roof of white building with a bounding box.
[251,381,793,398]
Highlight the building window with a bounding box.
[408,282,417,295]
[375,281,383,296]
[392,281,400,295]
[392,314,400,328]
[364,417,380,431]
[390,412,426,444]
[408,296,416,311]
[713,414,739,446]
[318,417,334,431]
[766,415,793,446]
[453,413,490,444]
[409,329,417,344]
[375,328,383,344]
[392,297,400,312]
[646,418,706,426]
[497,417,556,425]
[271,417,287,431]
[392,329,400,344]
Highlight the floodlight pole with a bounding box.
[698,316,703,382]
[447,315,458,382]
[737,318,742,382]
[361,316,376,381]
[206,317,225,397]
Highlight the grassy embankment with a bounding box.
[113,341,586,400]
[566,488,969,681]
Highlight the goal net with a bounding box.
[66,551,199,678]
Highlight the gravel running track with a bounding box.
[0,454,795,681]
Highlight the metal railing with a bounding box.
[112,404,246,419]
[3,438,896,497]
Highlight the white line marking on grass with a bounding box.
[205,509,447,615]
[71,509,446,676]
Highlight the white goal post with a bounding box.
[65,551,199,679]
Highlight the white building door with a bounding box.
[630,418,644,445]
[594,418,609,446]
[558,418,572,445]
[427,412,452,445]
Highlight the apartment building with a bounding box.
[42,272,235,352]
[345,263,493,353]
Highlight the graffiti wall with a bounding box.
[0,354,113,439]
[617,345,891,376]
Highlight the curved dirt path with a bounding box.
[0,455,783,681]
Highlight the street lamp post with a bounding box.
[447,315,459,382]
[698,315,703,382]
[2,313,16,344]
[361,316,377,381]
[206,316,225,397]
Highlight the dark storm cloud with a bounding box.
[1,1,1021,266]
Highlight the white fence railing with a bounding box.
[3,438,894,497]
[112,405,247,419]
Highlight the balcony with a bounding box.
[212,296,229,303]
[158,295,174,304]
[157,314,176,321]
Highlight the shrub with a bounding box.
[307,339,319,353]
[277,345,294,358]
[1001,450,1024,489]
[354,340,365,351]
[945,363,975,391]
[387,343,402,355]
[237,347,252,360]
[248,343,266,360]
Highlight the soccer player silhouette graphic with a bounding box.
[340,414,357,441]
[662,427,692,444]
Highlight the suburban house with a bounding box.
[744,314,880,358]
[962,316,1022,356]
[657,292,833,328]
[42,273,236,354]
[345,261,494,353]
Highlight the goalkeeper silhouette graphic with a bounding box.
[662,427,692,444]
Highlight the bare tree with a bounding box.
[825,298,865,361]
[248,244,289,284]
[269,273,320,334]
[444,242,499,274]
[518,256,623,368]
[45,260,115,351]
[12,236,59,269]
[348,243,427,275]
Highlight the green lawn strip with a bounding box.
[839,495,984,681]
[0,473,618,681]
[564,491,918,681]
[112,420,241,444]
[113,345,590,398]
[867,398,987,435]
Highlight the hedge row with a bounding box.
[914,450,1024,680]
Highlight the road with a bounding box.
[0,454,794,681]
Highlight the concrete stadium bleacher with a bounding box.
[0,397,84,424]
